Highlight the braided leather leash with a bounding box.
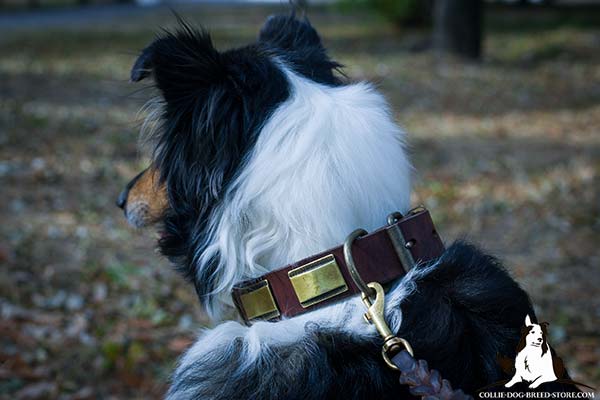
[344,230,473,400]
[391,351,472,400]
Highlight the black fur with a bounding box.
[540,322,550,355]
[258,14,342,85]
[167,242,547,399]
[130,15,341,309]
[395,242,535,393]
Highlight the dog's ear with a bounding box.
[540,322,550,337]
[258,14,341,85]
[130,21,224,104]
[259,14,324,52]
[131,45,154,82]
[525,314,533,327]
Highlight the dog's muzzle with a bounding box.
[117,170,145,210]
[117,168,168,228]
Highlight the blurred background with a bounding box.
[1,0,599,398]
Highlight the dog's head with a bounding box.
[117,15,343,314]
[118,15,410,318]
[517,314,549,355]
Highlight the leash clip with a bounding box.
[362,282,414,369]
[344,229,414,370]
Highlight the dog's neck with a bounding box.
[198,67,412,319]
[525,345,542,354]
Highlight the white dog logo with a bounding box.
[505,314,557,389]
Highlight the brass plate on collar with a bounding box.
[238,280,280,321]
[289,254,348,308]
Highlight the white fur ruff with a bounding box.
[197,65,412,317]
[168,62,416,398]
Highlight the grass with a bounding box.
[0,4,598,398]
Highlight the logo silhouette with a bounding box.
[505,314,558,389]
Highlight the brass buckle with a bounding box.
[344,228,414,370]
[237,280,280,321]
[289,254,348,308]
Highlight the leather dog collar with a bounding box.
[231,207,445,324]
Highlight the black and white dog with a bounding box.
[117,14,565,399]
[506,315,558,389]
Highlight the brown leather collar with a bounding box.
[231,208,445,324]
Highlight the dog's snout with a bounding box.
[117,168,167,229]
[537,338,543,342]
[117,169,147,210]
[116,188,128,209]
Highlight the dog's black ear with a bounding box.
[258,14,341,85]
[131,46,154,82]
[259,14,323,52]
[130,22,224,104]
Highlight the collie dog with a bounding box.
[506,315,558,389]
[117,14,552,399]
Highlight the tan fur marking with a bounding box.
[126,168,168,227]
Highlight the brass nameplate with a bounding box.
[289,254,348,308]
[238,280,280,321]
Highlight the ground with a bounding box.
[0,4,598,399]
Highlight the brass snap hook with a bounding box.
[343,228,414,370]
[364,282,414,370]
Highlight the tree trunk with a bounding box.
[434,0,483,60]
